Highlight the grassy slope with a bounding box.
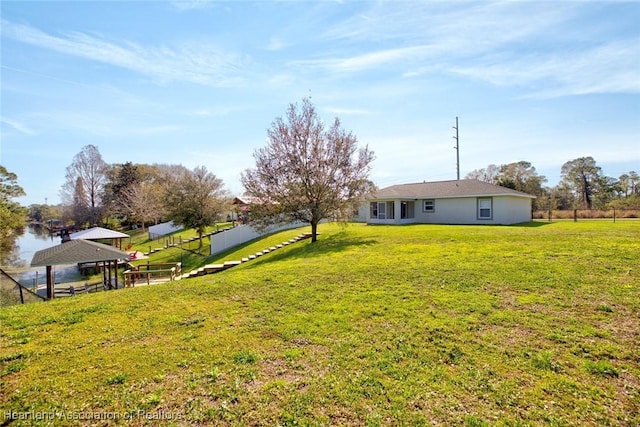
[125,224,233,273]
[1,222,638,426]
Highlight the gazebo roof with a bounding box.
[70,227,129,240]
[31,240,130,267]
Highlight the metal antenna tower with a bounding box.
[453,116,460,180]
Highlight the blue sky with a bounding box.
[1,1,639,206]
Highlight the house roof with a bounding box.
[373,179,536,199]
[70,226,129,240]
[31,240,130,267]
[233,196,262,205]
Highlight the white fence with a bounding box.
[210,222,305,256]
[148,221,182,239]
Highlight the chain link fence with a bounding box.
[0,268,46,307]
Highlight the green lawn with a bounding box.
[124,223,233,273]
[1,221,638,426]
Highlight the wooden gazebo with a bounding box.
[31,240,130,299]
[70,226,130,249]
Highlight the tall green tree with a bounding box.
[60,145,108,226]
[241,98,375,242]
[465,164,500,184]
[630,171,640,196]
[618,171,639,197]
[593,175,619,208]
[560,156,603,209]
[104,162,141,220]
[497,161,547,194]
[617,173,631,198]
[165,166,227,248]
[496,161,547,210]
[466,161,546,209]
[0,166,27,264]
[28,203,61,223]
[71,177,90,226]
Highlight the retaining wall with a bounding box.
[210,222,305,256]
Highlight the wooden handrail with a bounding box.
[123,263,181,287]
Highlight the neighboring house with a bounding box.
[358,179,535,225]
[232,196,262,223]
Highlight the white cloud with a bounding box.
[323,2,572,49]
[289,3,569,76]
[186,105,252,117]
[293,2,638,98]
[290,45,434,73]
[170,0,215,11]
[266,37,285,51]
[0,117,36,136]
[1,19,250,87]
[324,107,373,116]
[449,39,640,98]
[28,111,180,137]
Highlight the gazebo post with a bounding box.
[46,265,54,299]
[108,261,113,289]
[114,259,119,288]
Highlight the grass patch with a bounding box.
[532,350,563,373]
[585,360,620,377]
[596,304,614,313]
[105,373,128,385]
[233,350,258,364]
[1,221,638,425]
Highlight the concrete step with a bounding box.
[204,264,225,273]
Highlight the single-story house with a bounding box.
[358,179,535,225]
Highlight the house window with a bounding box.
[423,199,435,212]
[378,202,386,219]
[478,198,492,219]
[370,202,395,219]
[370,202,378,219]
[400,201,415,219]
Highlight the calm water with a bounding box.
[2,225,79,288]
[15,224,59,264]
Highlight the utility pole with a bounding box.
[453,116,460,180]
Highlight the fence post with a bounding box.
[613,207,616,223]
[548,209,552,222]
[573,209,577,222]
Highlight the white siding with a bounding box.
[353,203,369,222]
[415,198,477,224]
[367,196,531,225]
[492,196,532,224]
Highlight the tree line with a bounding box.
[465,158,639,211]
[3,98,637,258]
[19,98,373,246]
[52,150,226,248]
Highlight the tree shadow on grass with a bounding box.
[509,221,553,228]
[240,231,378,270]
